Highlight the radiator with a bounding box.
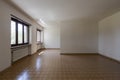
[11,45,31,62]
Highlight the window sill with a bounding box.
[11,44,31,51]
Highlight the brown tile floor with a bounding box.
[0,49,120,80]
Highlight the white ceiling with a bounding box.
[10,0,120,23]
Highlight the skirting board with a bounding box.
[45,48,60,50]
[61,53,98,55]
[99,53,120,63]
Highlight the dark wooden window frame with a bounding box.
[11,17,30,46]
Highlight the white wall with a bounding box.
[0,0,11,72]
[0,0,43,71]
[99,11,120,61]
[61,20,98,53]
[44,22,60,48]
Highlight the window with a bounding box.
[37,29,41,43]
[11,17,29,46]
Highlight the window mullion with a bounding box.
[16,22,18,45]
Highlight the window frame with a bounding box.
[11,18,29,46]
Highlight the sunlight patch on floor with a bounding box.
[38,51,44,55]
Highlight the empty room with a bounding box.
[0,0,120,80]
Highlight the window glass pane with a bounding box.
[24,26,28,43]
[11,21,16,44]
[18,23,23,44]
[37,31,41,42]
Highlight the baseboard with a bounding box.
[36,48,45,52]
[99,53,120,63]
[0,65,11,73]
[45,48,60,50]
[32,48,45,55]
[61,53,98,55]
